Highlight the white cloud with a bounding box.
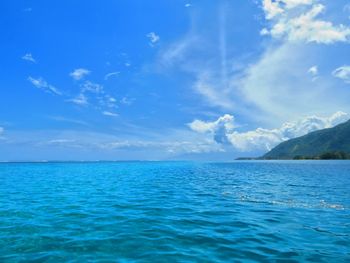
[147,32,160,46]
[189,114,234,133]
[120,97,135,105]
[260,28,270,35]
[22,53,36,63]
[159,36,197,67]
[189,114,235,144]
[81,81,103,94]
[104,71,120,80]
[104,95,118,108]
[308,65,318,76]
[157,1,350,127]
[46,139,76,145]
[262,1,350,44]
[332,66,350,83]
[70,68,90,80]
[189,111,349,152]
[50,116,89,126]
[263,0,285,19]
[308,65,319,81]
[67,94,88,106]
[185,3,192,8]
[159,32,236,110]
[194,72,235,110]
[263,0,313,19]
[102,111,118,117]
[28,77,62,95]
[236,42,350,122]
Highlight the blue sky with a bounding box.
[1,0,350,161]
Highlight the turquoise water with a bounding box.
[0,161,349,262]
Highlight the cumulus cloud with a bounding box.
[28,77,62,95]
[262,0,350,44]
[147,32,160,46]
[263,0,285,19]
[189,114,235,144]
[332,66,350,83]
[70,68,90,80]
[22,53,36,63]
[189,111,349,152]
[308,65,318,76]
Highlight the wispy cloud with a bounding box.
[22,53,36,63]
[185,3,192,8]
[67,94,88,106]
[67,80,118,111]
[69,68,91,80]
[102,111,118,117]
[156,0,350,125]
[28,77,62,95]
[81,81,103,93]
[104,71,120,80]
[120,97,135,105]
[189,111,349,152]
[147,32,160,47]
[50,116,90,126]
[223,1,350,122]
[3,128,224,160]
[332,66,350,83]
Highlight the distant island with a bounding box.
[238,119,350,160]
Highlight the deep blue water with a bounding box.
[0,161,349,262]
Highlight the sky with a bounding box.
[1,0,350,161]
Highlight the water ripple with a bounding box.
[0,161,349,262]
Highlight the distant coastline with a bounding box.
[246,119,350,160]
[237,151,350,161]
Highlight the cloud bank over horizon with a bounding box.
[189,111,349,152]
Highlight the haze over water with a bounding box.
[0,161,349,262]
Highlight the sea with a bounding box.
[0,161,349,262]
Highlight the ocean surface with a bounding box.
[0,161,349,262]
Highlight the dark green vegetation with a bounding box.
[263,120,350,160]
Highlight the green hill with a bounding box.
[263,120,350,160]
